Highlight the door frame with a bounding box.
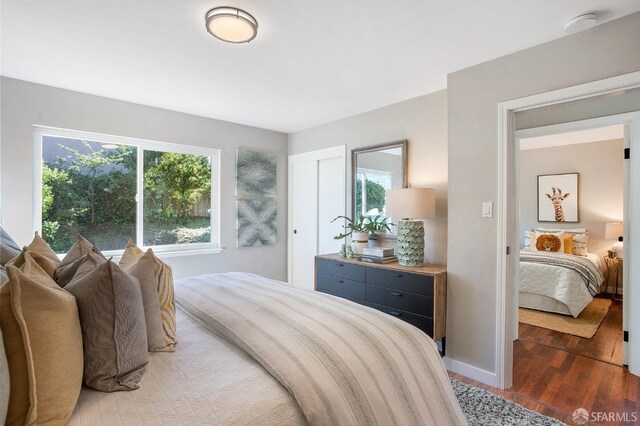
[496,70,640,389]
[287,145,346,285]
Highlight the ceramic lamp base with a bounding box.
[397,219,424,267]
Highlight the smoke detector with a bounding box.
[565,13,598,34]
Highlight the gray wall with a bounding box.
[519,140,624,257]
[288,90,448,264]
[447,12,640,374]
[0,77,288,280]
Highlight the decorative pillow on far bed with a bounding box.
[535,227,589,256]
[65,260,148,391]
[534,231,564,252]
[120,241,177,351]
[0,254,83,425]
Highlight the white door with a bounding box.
[288,146,346,290]
[290,160,318,291]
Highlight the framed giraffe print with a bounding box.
[537,173,579,222]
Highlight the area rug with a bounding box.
[519,298,612,338]
[451,379,565,425]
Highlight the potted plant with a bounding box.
[366,215,395,236]
[331,213,369,255]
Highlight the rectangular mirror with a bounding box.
[352,140,407,220]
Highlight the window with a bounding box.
[36,127,220,255]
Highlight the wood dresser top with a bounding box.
[316,253,447,276]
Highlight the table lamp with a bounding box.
[385,188,436,267]
[605,222,624,259]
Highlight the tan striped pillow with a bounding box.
[120,241,177,351]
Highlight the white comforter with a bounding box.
[519,252,604,317]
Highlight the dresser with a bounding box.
[314,253,447,355]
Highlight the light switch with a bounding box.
[482,202,493,218]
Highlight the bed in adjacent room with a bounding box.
[71,272,467,425]
[519,228,605,317]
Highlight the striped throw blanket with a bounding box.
[175,272,466,426]
[519,251,603,296]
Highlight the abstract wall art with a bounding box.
[236,199,277,247]
[236,149,277,197]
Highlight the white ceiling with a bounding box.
[2,1,640,133]
[520,124,625,150]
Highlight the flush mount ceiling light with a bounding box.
[565,13,598,34]
[205,6,258,43]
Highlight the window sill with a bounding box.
[98,247,225,261]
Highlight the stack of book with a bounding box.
[358,247,397,264]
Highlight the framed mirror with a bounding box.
[352,140,408,221]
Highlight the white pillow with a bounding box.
[572,233,588,256]
[536,227,587,234]
[534,231,565,253]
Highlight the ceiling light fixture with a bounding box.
[205,6,258,43]
[564,13,598,34]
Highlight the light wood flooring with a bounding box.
[449,299,640,425]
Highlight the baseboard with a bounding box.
[444,357,496,387]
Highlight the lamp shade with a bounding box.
[605,222,623,240]
[385,188,436,219]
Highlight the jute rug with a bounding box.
[519,298,612,339]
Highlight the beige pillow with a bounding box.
[66,260,148,391]
[7,247,60,279]
[121,241,177,351]
[57,234,103,269]
[26,231,59,264]
[124,248,177,352]
[0,327,9,425]
[0,254,83,425]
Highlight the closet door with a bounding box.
[288,146,345,290]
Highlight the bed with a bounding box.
[519,251,605,317]
[70,272,466,425]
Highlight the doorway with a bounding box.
[514,123,626,369]
[495,71,640,390]
[288,145,346,290]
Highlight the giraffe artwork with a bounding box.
[545,187,570,221]
[538,173,579,222]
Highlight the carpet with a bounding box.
[451,379,565,425]
[519,298,612,339]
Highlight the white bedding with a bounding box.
[519,252,603,317]
[69,308,306,425]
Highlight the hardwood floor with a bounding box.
[518,298,623,366]
[449,299,640,425]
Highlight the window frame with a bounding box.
[34,125,222,257]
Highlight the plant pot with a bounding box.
[373,230,388,236]
[351,241,368,255]
[352,232,369,242]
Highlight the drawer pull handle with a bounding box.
[389,311,401,317]
[394,274,403,278]
[337,264,344,267]
[390,292,402,296]
[339,280,344,284]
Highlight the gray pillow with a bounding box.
[65,260,148,392]
[0,227,21,266]
[55,251,106,288]
[0,266,7,286]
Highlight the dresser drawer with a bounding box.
[317,258,366,282]
[363,301,434,337]
[365,284,433,317]
[365,268,434,297]
[316,273,365,301]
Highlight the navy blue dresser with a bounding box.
[315,254,447,355]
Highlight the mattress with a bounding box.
[69,308,306,425]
